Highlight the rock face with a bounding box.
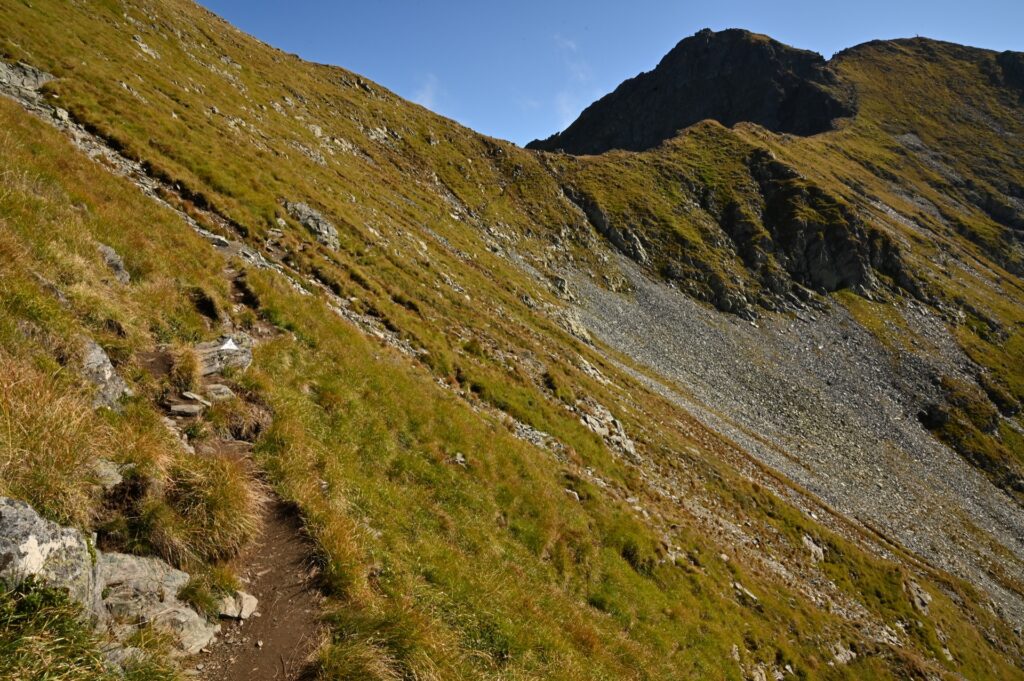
[0,497,104,621]
[0,497,218,655]
[284,201,340,250]
[528,29,855,155]
[81,338,131,409]
[0,60,53,91]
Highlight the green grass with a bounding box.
[0,2,1023,679]
[0,579,179,681]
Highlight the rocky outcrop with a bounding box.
[284,201,340,250]
[0,60,53,91]
[0,497,219,655]
[81,338,131,409]
[0,497,104,621]
[564,187,649,264]
[528,29,855,155]
[97,243,130,285]
[99,552,219,654]
[577,400,638,461]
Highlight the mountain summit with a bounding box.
[528,28,856,154]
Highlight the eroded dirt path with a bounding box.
[198,500,323,680]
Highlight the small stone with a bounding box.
[182,391,212,407]
[92,458,124,491]
[96,243,130,284]
[452,452,467,467]
[218,594,242,619]
[802,534,825,563]
[206,384,236,402]
[237,591,258,619]
[256,640,264,649]
[170,403,205,416]
[564,488,581,502]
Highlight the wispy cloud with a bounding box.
[554,34,577,53]
[549,34,597,130]
[555,33,593,83]
[413,73,439,110]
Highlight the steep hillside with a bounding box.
[0,2,1022,680]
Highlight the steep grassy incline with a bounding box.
[0,2,1023,680]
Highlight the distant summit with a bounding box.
[527,28,856,155]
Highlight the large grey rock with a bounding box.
[284,201,340,250]
[194,334,254,376]
[0,60,54,91]
[97,243,130,284]
[802,534,825,564]
[98,552,220,654]
[0,497,104,621]
[0,497,219,655]
[82,339,130,409]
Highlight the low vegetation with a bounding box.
[0,1,1022,679]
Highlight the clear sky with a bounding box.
[199,0,1023,146]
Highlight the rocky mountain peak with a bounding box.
[528,28,856,155]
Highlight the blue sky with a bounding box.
[200,0,1023,145]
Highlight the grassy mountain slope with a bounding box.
[0,1,1022,679]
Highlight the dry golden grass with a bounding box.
[146,453,266,568]
[0,350,106,527]
[168,345,200,393]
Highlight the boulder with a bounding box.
[0,497,218,655]
[0,497,104,621]
[284,201,340,250]
[98,552,220,654]
[905,579,932,615]
[81,339,130,409]
[194,334,254,376]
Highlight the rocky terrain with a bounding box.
[0,2,1023,680]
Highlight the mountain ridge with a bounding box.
[0,3,1023,679]
[527,28,858,154]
